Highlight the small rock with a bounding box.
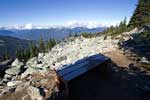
[38,53,45,59]
[2,79,8,84]
[7,81,22,87]
[27,86,43,100]
[36,64,44,68]
[4,74,12,79]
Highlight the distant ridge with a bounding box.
[0,27,106,41]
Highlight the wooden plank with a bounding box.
[63,63,92,81]
[58,60,89,76]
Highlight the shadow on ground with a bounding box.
[119,33,150,60]
[68,61,150,100]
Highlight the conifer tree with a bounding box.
[129,0,150,28]
[29,42,38,58]
[47,38,57,50]
[16,48,22,60]
[39,36,45,52]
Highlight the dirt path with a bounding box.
[104,48,134,68]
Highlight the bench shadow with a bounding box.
[68,60,150,100]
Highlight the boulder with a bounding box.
[21,67,47,79]
[26,57,38,67]
[27,86,43,100]
[56,56,67,62]
[21,67,37,79]
[5,67,21,76]
[7,81,22,87]
[4,74,12,79]
[11,58,23,67]
[0,59,13,66]
[140,57,150,64]
[2,79,8,84]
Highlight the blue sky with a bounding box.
[0,0,138,27]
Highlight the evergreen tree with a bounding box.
[47,38,57,50]
[129,0,150,28]
[81,32,89,38]
[74,33,78,37]
[16,48,22,60]
[119,17,127,32]
[23,49,30,61]
[29,42,38,58]
[69,32,72,37]
[105,17,128,36]
[39,36,45,52]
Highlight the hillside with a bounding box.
[0,36,31,60]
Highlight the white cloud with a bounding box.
[1,20,120,30]
[64,20,104,29]
[24,23,33,29]
[3,23,34,30]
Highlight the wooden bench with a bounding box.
[55,54,110,99]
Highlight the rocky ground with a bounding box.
[0,28,150,100]
[0,35,119,100]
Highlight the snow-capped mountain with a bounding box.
[0,21,107,30]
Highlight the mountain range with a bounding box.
[0,26,106,41]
